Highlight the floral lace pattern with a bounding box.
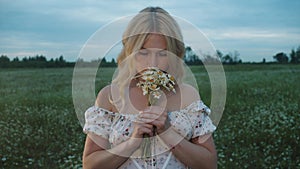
[83,100,216,169]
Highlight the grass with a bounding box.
[0,65,299,168]
[215,65,300,168]
[0,68,83,168]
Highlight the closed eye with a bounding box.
[138,49,149,56]
[158,50,167,57]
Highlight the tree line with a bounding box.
[0,55,117,68]
[272,46,300,64]
[184,45,300,65]
[0,55,74,68]
[1,45,300,68]
[75,57,117,67]
[184,46,242,65]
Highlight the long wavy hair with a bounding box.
[111,7,185,112]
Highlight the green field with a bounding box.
[0,65,299,168]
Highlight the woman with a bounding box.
[82,7,217,169]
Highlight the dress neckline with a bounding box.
[91,100,205,117]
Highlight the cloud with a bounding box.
[205,28,300,40]
[200,27,300,62]
[0,31,81,60]
[0,0,299,62]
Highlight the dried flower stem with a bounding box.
[133,67,176,159]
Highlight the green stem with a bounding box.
[140,94,157,158]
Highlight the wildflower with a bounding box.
[134,67,176,104]
[133,67,177,158]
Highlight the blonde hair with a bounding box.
[111,7,185,112]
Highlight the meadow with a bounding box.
[0,64,299,168]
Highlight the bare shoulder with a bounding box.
[179,83,200,107]
[95,85,116,112]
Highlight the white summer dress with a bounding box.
[83,100,216,169]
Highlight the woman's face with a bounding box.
[135,34,169,72]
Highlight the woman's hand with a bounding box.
[131,121,154,138]
[138,106,170,134]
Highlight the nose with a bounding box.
[149,54,158,67]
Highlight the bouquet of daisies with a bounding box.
[133,67,176,158]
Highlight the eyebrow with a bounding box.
[141,47,167,51]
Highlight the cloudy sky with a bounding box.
[1,0,299,62]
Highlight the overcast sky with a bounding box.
[1,0,299,62]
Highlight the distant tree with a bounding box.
[297,46,300,61]
[290,49,297,63]
[10,57,21,67]
[294,46,300,64]
[101,57,107,64]
[0,55,10,62]
[58,55,65,63]
[273,52,288,63]
[216,50,223,60]
[184,46,202,65]
[203,54,220,64]
[76,58,84,63]
[219,50,242,64]
[222,54,233,64]
[184,46,192,62]
[111,58,116,65]
[232,50,242,63]
[22,57,28,62]
[0,55,10,68]
[108,58,117,67]
[262,58,266,64]
[12,57,19,62]
[54,55,66,67]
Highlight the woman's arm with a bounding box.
[82,85,155,169]
[82,134,139,169]
[159,130,217,169]
[140,84,217,169]
[139,105,217,169]
[83,120,155,169]
[172,84,217,168]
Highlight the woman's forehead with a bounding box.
[142,34,167,49]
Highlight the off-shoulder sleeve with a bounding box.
[83,106,114,140]
[188,101,216,138]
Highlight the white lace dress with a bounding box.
[83,100,216,169]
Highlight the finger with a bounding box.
[149,115,168,126]
[140,123,154,129]
[149,120,164,127]
[140,128,153,136]
[135,114,152,123]
[135,117,159,125]
[132,129,152,138]
[137,126,154,137]
[133,121,154,129]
